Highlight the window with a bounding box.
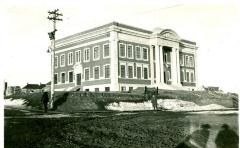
[84,48,90,62]
[54,56,58,68]
[104,65,110,78]
[143,67,148,79]
[129,87,133,92]
[84,68,90,80]
[119,43,126,57]
[54,74,58,84]
[180,70,184,82]
[137,67,141,79]
[105,87,110,92]
[94,67,100,79]
[103,44,110,58]
[185,56,189,67]
[190,56,194,67]
[60,54,65,67]
[69,71,73,83]
[93,46,100,60]
[142,47,148,60]
[128,66,133,78]
[167,71,171,80]
[186,72,189,82]
[121,86,126,92]
[191,72,194,82]
[61,73,65,83]
[135,46,141,59]
[75,50,81,63]
[153,46,155,60]
[95,88,99,92]
[120,65,126,78]
[180,54,184,66]
[68,52,73,65]
[127,45,133,59]
[154,63,156,78]
[167,53,171,63]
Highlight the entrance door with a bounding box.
[76,73,81,85]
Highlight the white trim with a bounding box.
[54,56,58,68]
[75,50,81,63]
[92,45,100,61]
[103,64,110,79]
[93,66,100,80]
[68,71,74,83]
[142,47,148,61]
[135,46,142,60]
[84,67,90,81]
[60,54,65,67]
[60,72,66,84]
[84,48,90,62]
[127,44,134,59]
[56,38,110,54]
[103,43,110,59]
[119,43,126,58]
[68,52,74,65]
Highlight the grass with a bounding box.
[5,90,237,113]
[4,110,189,148]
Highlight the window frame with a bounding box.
[119,43,126,58]
[61,72,66,84]
[120,64,126,78]
[84,67,90,81]
[75,50,81,63]
[68,52,74,65]
[103,43,110,58]
[93,66,100,80]
[84,48,90,62]
[54,73,58,84]
[135,46,142,60]
[54,56,58,68]
[127,65,134,79]
[104,64,110,79]
[127,44,134,59]
[143,66,149,80]
[136,66,142,79]
[142,47,148,61]
[60,54,65,67]
[68,71,74,83]
[93,45,100,61]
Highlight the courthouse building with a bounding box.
[53,22,198,92]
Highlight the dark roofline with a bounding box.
[56,22,152,42]
[181,39,196,45]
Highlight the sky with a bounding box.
[1,0,240,93]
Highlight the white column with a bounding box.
[150,45,155,85]
[176,48,181,85]
[159,45,164,83]
[155,45,161,85]
[110,30,119,91]
[194,48,198,87]
[171,48,177,85]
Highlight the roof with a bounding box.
[22,84,46,89]
[56,22,152,43]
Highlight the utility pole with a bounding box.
[47,9,63,109]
